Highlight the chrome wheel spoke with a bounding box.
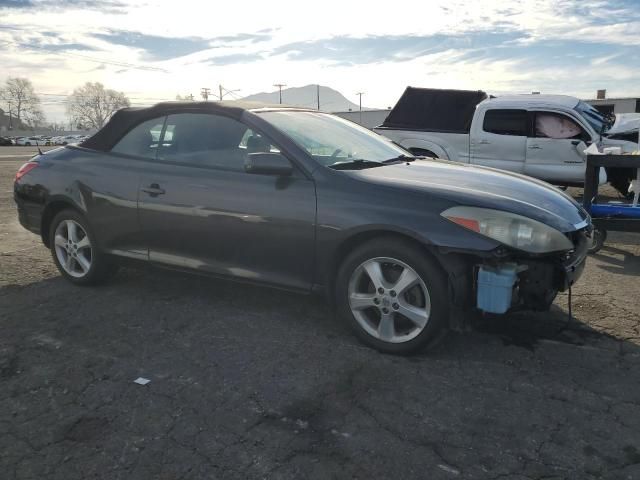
[377,313,395,341]
[54,234,67,248]
[391,267,418,295]
[397,301,429,329]
[76,236,91,250]
[349,292,377,310]
[64,253,75,271]
[362,260,387,291]
[76,253,91,273]
[66,220,79,242]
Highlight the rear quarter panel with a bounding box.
[24,147,145,255]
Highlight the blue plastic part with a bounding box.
[590,203,640,218]
[477,264,518,314]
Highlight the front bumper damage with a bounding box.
[474,226,590,314]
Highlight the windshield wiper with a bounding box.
[382,154,416,164]
[328,159,384,170]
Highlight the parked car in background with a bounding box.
[16,136,43,146]
[0,136,13,146]
[60,135,80,145]
[375,88,638,195]
[14,101,592,354]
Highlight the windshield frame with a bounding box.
[254,109,411,170]
[574,100,609,134]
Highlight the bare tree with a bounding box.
[66,82,130,129]
[0,77,45,127]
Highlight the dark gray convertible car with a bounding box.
[14,101,591,354]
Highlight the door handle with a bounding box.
[528,145,542,150]
[141,183,165,196]
[478,140,490,145]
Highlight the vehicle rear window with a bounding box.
[111,117,165,159]
[482,109,528,136]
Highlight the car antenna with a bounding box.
[34,137,43,156]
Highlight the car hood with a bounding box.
[350,159,589,233]
[606,113,640,135]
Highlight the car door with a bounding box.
[90,116,166,259]
[137,112,317,291]
[470,108,528,173]
[524,110,590,183]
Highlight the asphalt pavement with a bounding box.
[1,148,640,479]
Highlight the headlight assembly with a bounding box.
[441,206,573,253]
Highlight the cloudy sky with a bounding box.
[1,0,639,123]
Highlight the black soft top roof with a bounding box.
[82,100,291,151]
[380,87,488,133]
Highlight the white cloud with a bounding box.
[0,0,639,122]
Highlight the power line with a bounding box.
[217,85,241,101]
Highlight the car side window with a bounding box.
[534,112,587,140]
[111,117,166,159]
[158,113,264,171]
[239,129,280,153]
[482,109,528,136]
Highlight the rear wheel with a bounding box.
[336,238,449,354]
[49,210,117,285]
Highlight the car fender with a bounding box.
[396,138,451,160]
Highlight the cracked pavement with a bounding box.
[1,153,640,479]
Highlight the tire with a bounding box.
[49,209,117,285]
[409,148,438,158]
[588,228,607,254]
[336,237,449,355]
[25,142,31,146]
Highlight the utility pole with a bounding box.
[188,93,194,101]
[273,83,286,104]
[356,92,364,125]
[217,85,241,101]
[317,84,320,110]
[201,87,211,101]
[8,101,12,130]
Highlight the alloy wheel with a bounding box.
[348,257,431,343]
[54,219,92,278]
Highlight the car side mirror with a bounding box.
[245,152,293,176]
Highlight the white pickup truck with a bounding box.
[375,88,638,195]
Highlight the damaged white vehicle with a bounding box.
[375,88,638,195]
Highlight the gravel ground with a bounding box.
[1,150,640,479]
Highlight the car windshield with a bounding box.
[574,100,610,133]
[257,110,409,168]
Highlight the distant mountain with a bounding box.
[242,85,369,112]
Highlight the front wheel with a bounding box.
[336,238,449,355]
[49,209,117,285]
[588,228,607,254]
